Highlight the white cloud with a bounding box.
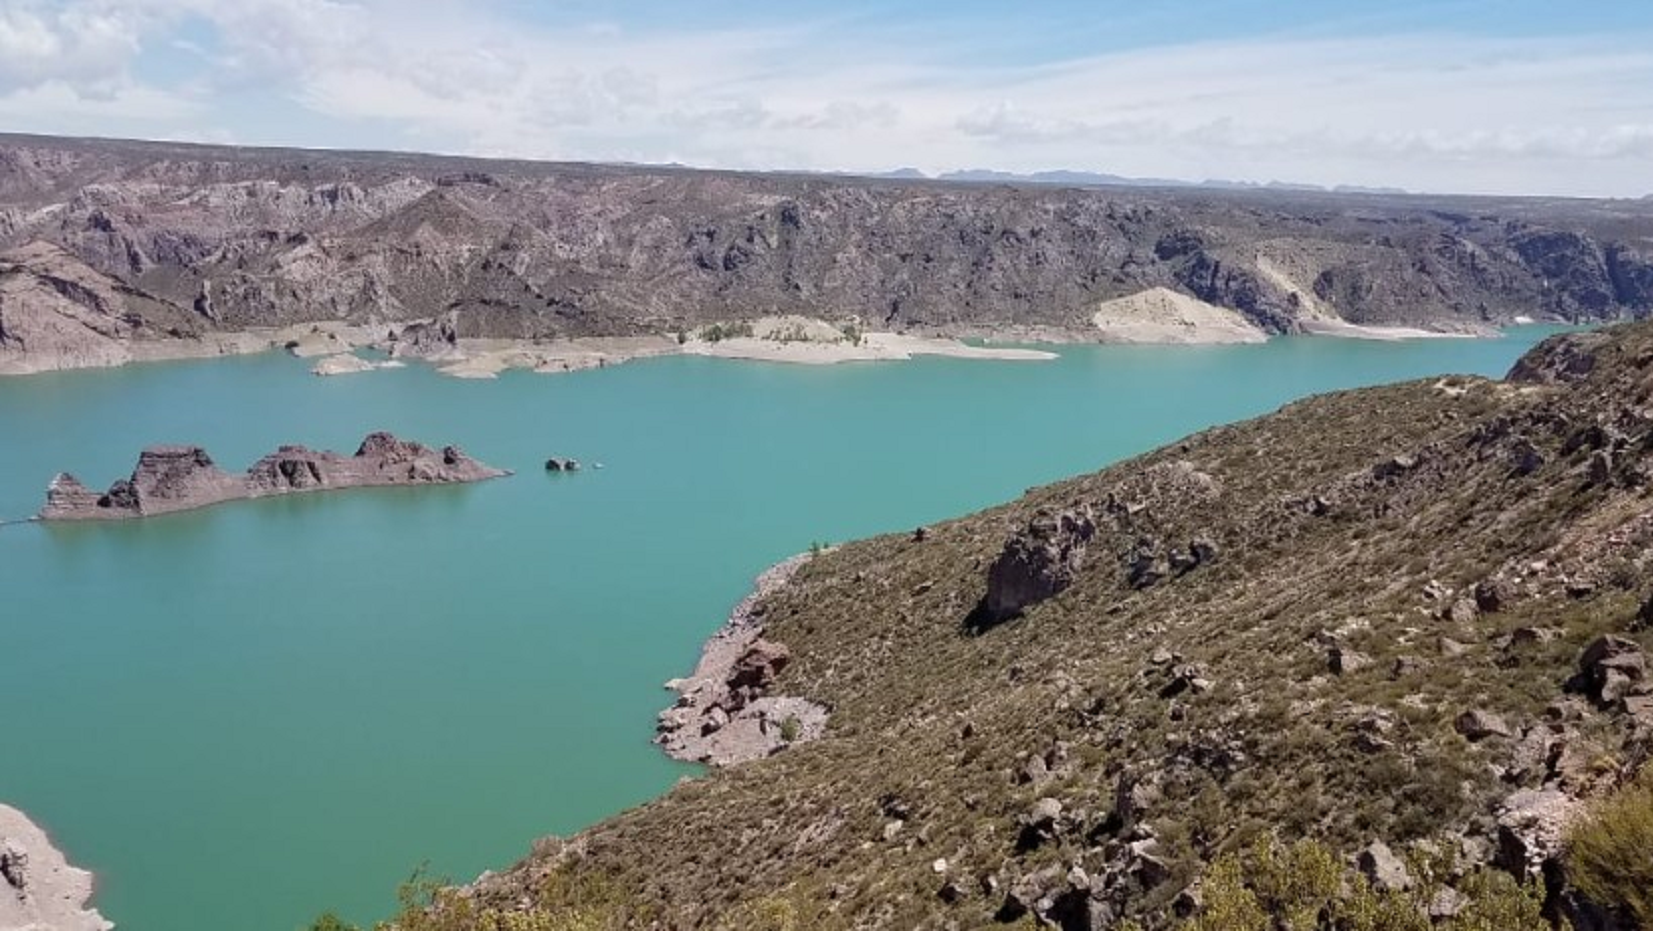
[0,2,1650,196]
[0,78,199,128]
[0,1,146,96]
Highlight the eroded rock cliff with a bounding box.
[3,133,1652,374]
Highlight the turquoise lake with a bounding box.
[0,329,1569,930]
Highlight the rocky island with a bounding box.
[39,432,508,521]
[0,804,112,931]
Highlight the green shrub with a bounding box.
[1183,837,1552,931]
[698,322,754,343]
[779,715,802,743]
[1567,768,1653,924]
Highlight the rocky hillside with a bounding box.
[3,133,1653,370]
[356,323,1653,930]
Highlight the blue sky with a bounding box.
[3,1,1652,196]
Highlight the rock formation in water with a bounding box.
[419,324,1653,930]
[3,133,1653,373]
[39,432,508,520]
[0,804,113,931]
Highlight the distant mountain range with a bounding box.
[863,166,1410,195]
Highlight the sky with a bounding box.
[2,0,1652,197]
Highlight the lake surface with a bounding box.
[0,329,1568,930]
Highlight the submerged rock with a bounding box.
[39,431,509,520]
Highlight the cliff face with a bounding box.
[425,324,1653,930]
[2,134,1651,371]
[40,432,508,520]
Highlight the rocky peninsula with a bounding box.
[39,432,508,521]
[656,553,830,766]
[0,804,112,931]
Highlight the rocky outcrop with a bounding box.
[0,241,205,374]
[978,505,1097,624]
[656,554,829,766]
[0,804,113,931]
[1576,635,1649,709]
[1507,330,1612,385]
[39,432,508,520]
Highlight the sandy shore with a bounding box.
[683,331,1055,365]
[1090,287,1267,344]
[1299,319,1488,340]
[428,336,681,379]
[0,321,390,376]
[0,804,113,931]
[2,304,1516,380]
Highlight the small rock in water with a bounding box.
[545,457,581,472]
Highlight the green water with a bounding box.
[0,330,1566,930]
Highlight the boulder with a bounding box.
[1126,541,1171,589]
[1587,450,1614,484]
[1473,577,1516,613]
[1455,709,1515,741]
[980,506,1096,622]
[1578,635,1647,707]
[1159,663,1211,696]
[545,456,581,472]
[0,840,26,891]
[1495,787,1582,879]
[1510,438,1547,476]
[1112,772,1162,830]
[728,639,791,694]
[1373,454,1421,480]
[1129,838,1173,889]
[1445,597,1480,624]
[1428,886,1467,921]
[1024,797,1063,832]
[1329,645,1374,675]
[1356,840,1412,892]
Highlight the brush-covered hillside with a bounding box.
[342,324,1653,931]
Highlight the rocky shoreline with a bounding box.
[655,553,830,766]
[39,431,509,521]
[0,804,112,931]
